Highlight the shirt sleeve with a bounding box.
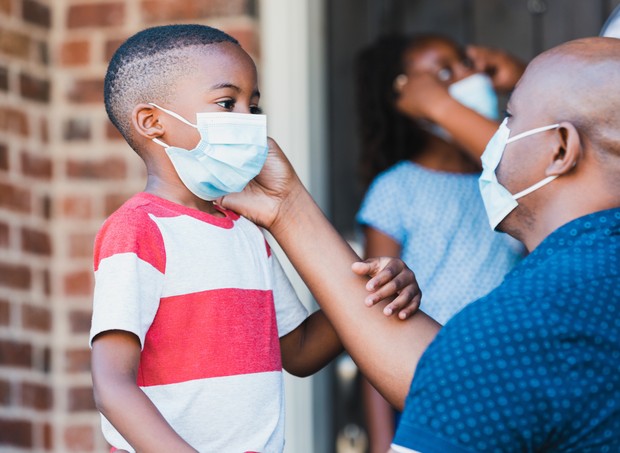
[267,246,309,338]
[356,169,407,244]
[90,209,166,348]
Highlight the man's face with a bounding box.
[494,62,558,233]
[156,42,261,151]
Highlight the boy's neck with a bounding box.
[144,179,224,216]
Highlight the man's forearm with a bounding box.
[270,187,440,409]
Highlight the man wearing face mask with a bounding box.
[220,36,620,452]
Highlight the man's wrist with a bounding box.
[269,177,310,239]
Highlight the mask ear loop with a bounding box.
[152,137,170,148]
[148,102,198,149]
[506,123,560,143]
[513,175,558,200]
[508,123,561,200]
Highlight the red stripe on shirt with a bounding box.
[265,239,272,258]
[93,208,166,273]
[137,288,282,386]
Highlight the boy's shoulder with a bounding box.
[94,193,170,271]
[99,192,193,233]
[99,193,159,236]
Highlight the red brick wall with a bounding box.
[0,1,260,451]
[0,0,54,450]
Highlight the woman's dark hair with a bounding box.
[355,34,429,186]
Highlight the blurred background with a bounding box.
[0,0,618,452]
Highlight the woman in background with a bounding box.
[355,34,525,453]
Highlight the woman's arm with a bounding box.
[394,72,498,159]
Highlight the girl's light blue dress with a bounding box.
[357,161,523,325]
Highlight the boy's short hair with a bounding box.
[104,24,239,152]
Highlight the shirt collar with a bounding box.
[507,207,620,278]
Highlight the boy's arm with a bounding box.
[280,255,423,377]
[91,331,198,453]
[219,139,441,410]
[280,310,343,377]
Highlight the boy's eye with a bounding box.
[250,105,263,115]
[216,100,235,110]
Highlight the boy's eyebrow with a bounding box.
[209,82,261,97]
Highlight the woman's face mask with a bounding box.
[424,73,499,141]
[478,118,560,230]
[149,103,268,201]
[449,73,499,121]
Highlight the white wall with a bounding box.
[259,0,330,452]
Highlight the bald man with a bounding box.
[220,37,620,452]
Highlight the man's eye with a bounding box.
[217,100,235,110]
[250,106,263,114]
[502,109,513,119]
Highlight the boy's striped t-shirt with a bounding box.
[90,192,308,453]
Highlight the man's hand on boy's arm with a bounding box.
[91,331,198,453]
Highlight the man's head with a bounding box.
[104,24,257,153]
[493,37,620,249]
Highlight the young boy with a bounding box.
[91,24,419,453]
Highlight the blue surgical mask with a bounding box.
[449,73,499,121]
[479,118,560,230]
[149,103,268,201]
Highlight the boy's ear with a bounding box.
[132,103,165,140]
[546,121,581,176]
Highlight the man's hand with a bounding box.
[218,138,302,232]
[466,45,525,93]
[352,257,422,320]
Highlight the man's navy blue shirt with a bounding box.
[393,208,620,452]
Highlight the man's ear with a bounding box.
[132,103,165,140]
[546,121,581,176]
